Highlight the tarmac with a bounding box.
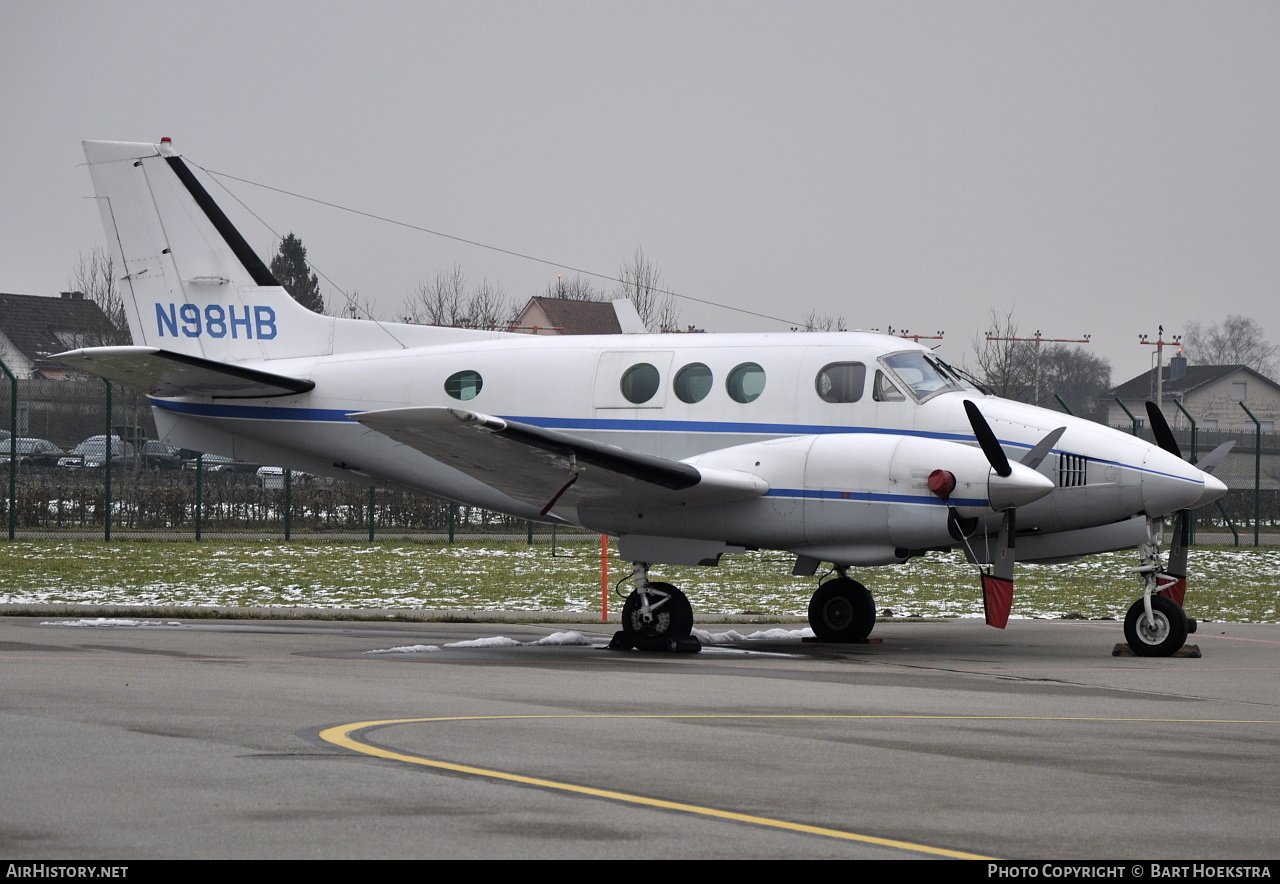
[1,609,1277,860]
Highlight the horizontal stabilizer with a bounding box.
[54,346,315,398]
[354,407,769,513]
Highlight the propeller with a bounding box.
[964,400,1011,477]
[960,401,1064,628]
[1143,401,1235,605]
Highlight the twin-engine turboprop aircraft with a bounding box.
[59,139,1230,656]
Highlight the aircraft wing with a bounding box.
[55,346,315,398]
[354,406,769,514]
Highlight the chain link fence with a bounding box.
[1,371,1276,543]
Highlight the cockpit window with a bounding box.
[880,351,969,402]
[873,370,905,402]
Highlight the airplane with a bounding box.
[57,138,1230,658]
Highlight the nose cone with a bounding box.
[988,461,1055,511]
[1195,471,1228,508]
[1141,446,1226,515]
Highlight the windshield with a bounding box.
[881,351,972,401]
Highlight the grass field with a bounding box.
[0,539,1276,623]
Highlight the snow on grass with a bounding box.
[3,540,1277,623]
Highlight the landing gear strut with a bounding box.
[807,570,876,643]
[1124,517,1190,657]
[615,563,698,652]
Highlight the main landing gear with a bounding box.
[612,563,700,653]
[1123,517,1193,657]
[807,570,877,643]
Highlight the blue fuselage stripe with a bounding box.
[767,488,987,507]
[147,398,1198,487]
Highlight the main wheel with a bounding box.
[1124,595,1188,657]
[808,577,876,643]
[621,582,693,651]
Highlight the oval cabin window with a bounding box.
[673,363,713,403]
[620,363,661,404]
[444,370,484,401]
[726,362,766,403]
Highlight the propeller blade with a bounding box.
[964,400,1012,478]
[1145,401,1181,458]
[1196,441,1236,474]
[1019,427,1066,470]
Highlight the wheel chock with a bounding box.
[1111,643,1202,658]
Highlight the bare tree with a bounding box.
[402,265,511,329]
[615,247,679,332]
[541,274,605,302]
[970,309,1036,402]
[333,289,383,321]
[1039,345,1111,418]
[970,309,1109,412]
[1183,315,1277,379]
[69,247,130,345]
[796,310,848,332]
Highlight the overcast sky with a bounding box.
[2,1,1276,383]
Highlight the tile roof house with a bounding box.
[1105,356,1279,435]
[511,297,645,335]
[0,292,124,378]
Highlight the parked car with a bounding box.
[0,437,65,467]
[57,436,137,469]
[182,454,260,473]
[141,441,184,470]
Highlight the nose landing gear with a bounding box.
[1124,517,1191,657]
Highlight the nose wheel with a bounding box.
[1123,595,1189,657]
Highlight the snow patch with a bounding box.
[364,644,441,655]
[444,636,522,648]
[40,618,183,628]
[526,631,593,646]
[693,626,814,643]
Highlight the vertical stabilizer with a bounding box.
[83,139,338,362]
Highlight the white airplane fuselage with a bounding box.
[146,329,1212,567]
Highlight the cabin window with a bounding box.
[444,370,483,401]
[726,362,766,403]
[673,363,713,403]
[873,370,905,402]
[815,362,866,403]
[620,363,661,404]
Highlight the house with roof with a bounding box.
[510,297,646,335]
[0,292,123,378]
[1106,355,1279,435]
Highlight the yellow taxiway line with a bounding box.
[320,713,1277,858]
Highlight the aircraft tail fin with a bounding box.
[83,139,508,364]
[83,139,344,362]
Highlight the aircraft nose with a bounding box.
[1195,471,1228,508]
[1141,447,1223,515]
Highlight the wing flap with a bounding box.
[55,346,315,398]
[354,406,769,511]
